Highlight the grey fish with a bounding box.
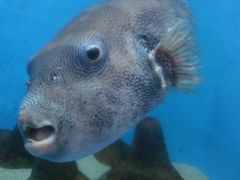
[18,0,199,162]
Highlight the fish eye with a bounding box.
[81,37,108,63]
[75,37,109,74]
[86,46,101,61]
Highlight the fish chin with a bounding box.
[24,132,57,157]
[42,135,121,163]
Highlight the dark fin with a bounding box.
[148,20,200,92]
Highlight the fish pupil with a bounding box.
[86,46,100,61]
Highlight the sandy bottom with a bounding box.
[0,168,31,180]
[173,163,209,180]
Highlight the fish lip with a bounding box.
[19,121,58,157]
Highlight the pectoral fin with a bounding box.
[148,21,200,92]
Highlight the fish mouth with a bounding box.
[20,122,57,156]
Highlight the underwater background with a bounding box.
[0,0,239,179]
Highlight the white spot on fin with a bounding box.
[148,51,168,90]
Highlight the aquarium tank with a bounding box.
[0,0,239,179]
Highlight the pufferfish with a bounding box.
[18,0,199,162]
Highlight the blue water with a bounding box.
[0,0,239,179]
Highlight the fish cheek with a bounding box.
[128,74,158,113]
[89,108,115,133]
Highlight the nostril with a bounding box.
[19,116,28,125]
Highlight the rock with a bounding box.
[131,117,170,164]
[29,158,88,180]
[99,117,183,180]
[95,140,130,167]
[0,127,34,169]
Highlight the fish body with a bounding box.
[18,0,199,162]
